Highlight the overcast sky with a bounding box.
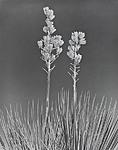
[0,0,118,109]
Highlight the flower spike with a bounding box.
[37,7,64,121]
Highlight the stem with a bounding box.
[73,63,77,107]
[73,60,77,150]
[45,60,51,121]
[45,31,51,122]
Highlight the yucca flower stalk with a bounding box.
[67,31,86,108]
[67,31,86,150]
[37,7,64,120]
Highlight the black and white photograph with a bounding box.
[0,0,118,149]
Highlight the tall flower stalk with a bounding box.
[67,31,86,150]
[37,7,64,120]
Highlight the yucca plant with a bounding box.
[1,6,118,150]
[37,7,64,120]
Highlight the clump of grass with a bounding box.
[1,91,118,150]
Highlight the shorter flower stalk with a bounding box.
[67,31,86,150]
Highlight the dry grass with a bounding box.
[0,90,118,150]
